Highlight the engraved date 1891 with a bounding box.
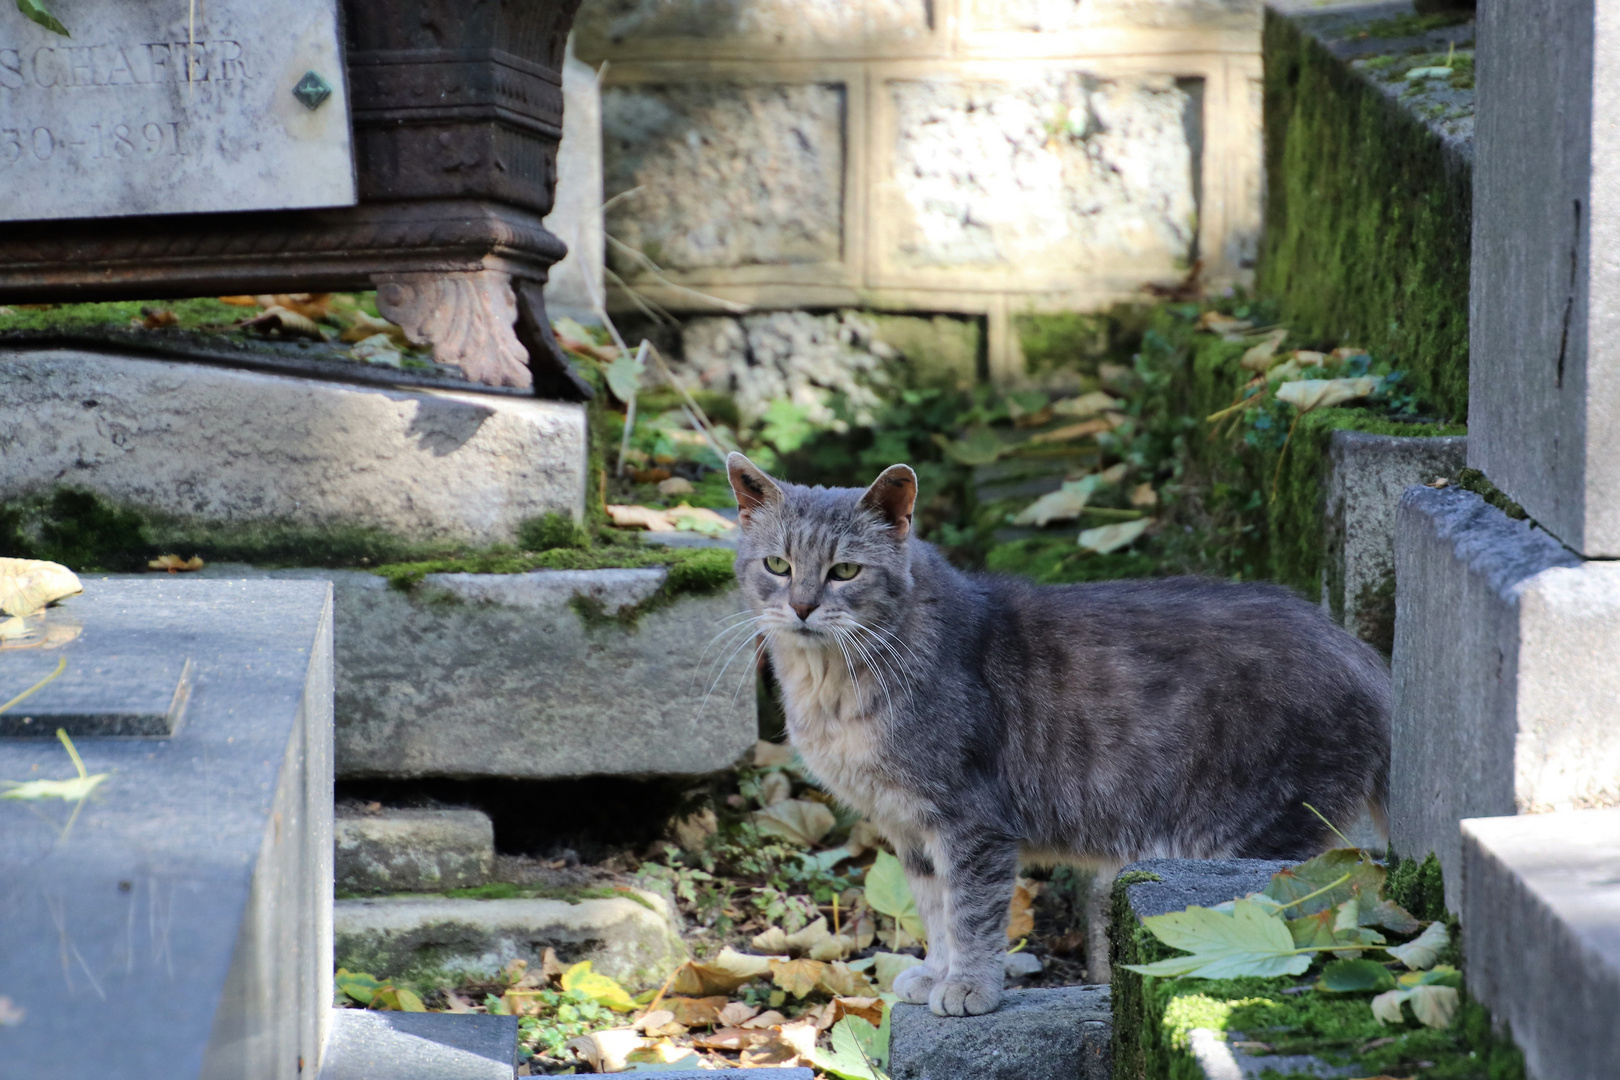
[1,119,182,165]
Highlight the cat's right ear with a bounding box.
[727,453,784,527]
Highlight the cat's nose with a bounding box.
[791,602,818,622]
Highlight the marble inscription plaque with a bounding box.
[0,0,355,221]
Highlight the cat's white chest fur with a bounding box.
[770,640,922,828]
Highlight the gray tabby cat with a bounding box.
[725,454,1390,1017]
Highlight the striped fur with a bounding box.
[726,455,1391,1016]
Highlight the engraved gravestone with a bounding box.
[0,0,355,220]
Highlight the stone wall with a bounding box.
[574,0,1264,381]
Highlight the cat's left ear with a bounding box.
[860,464,917,541]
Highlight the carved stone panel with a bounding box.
[0,0,355,221]
[602,81,846,272]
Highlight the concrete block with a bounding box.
[970,0,1261,32]
[576,0,930,55]
[1117,857,1291,921]
[889,986,1112,1080]
[335,809,495,894]
[542,34,605,322]
[603,83,845,271]
[0,579,334,1079]
[1391,486,1620,907]
[1323,430,1467,649]
[333,891,689,990]
[1469,0,1620,556]
[885,73,1197,276]
[320,1009,517,1080]
[199,564,756,781]
[0,349,587,547]
[1461,808,1620,1080]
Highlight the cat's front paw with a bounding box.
[892,963,940,1005]
[929,976,1001,1016]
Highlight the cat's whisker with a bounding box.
[847,620,912,685]
[692,617,768,693]
[858,619,927,669]
[730,637,769,708]
[839,624,899,719]
[699,625,769,717]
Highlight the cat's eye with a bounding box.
[828,562,862,581]
[763,556,791,576]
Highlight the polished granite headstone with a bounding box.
[0,578,334,1080]
[0,0,354,220]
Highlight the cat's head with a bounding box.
[726,453,916,639]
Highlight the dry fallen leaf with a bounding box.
[1079,518,1153,555]
[148,554,204,573]
[565,1028,644,1073]
[339,309,411,348]
[1129,483,1158,508]
[1030,417,1116,444]
[776,1018,821,1058]
[241,305,327,341]
[828,996,885,1027]
[1051,390,1123,418]
[740,1037,801,1068]
[658,476,696,496]
[758,770,793,807]
[717,1001,760,1027]
[816,961,877,998]
[752,799,837,847]
[666,503,736,537]
[752,926,791,955]
[740,1008,786,1029]
[785,917,832,955]
[0,559,82,617]
[769,957,828,999]
[1275,377,1379,413]
[1239,328,1290,371]
[692,1026,776,1051]
[259,292,334,320]
[218,295,260,307]
[1197,310,1255,335]
[755,741,795,769]
[1008,877,1042,940]
[670,948,779,996]
[664,995,728,1028]
[138,305,178,329]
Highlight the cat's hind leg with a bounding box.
[891,843,951,1005]
[931,829,1019,1016]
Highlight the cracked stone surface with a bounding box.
[603,83,845,271]
[887,73,1199,273]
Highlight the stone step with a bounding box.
[334,891,689,991]
[0,579,334,1078]
[888,985,1112,1080]
[336,807,496,894]
[1113,859,1349,1080]
[0,348,587,547]
[1461,808,1620,1080]
[320,1009,518,1080]
[199,561,756,782]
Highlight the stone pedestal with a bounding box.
[0,579,334,1079]
[1461,809,1620,1080]
[0,0,589,398]
[1469,0,1620,555]
[1390,486,1620,909]
[0,349,588,546]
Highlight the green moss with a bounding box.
[373,544,733,594]
[1111,854,1523,1080]
[1269,410,1466,600]
[0,487,448,571]
[865,312,984,390]
[1259,10,1472,421]
[517,513,591,552]
[443,883,657,910]
[0,297,246,334]
[1454,467,1527,521]
[1365,10,1472,38]
[1015,312,1113,379]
